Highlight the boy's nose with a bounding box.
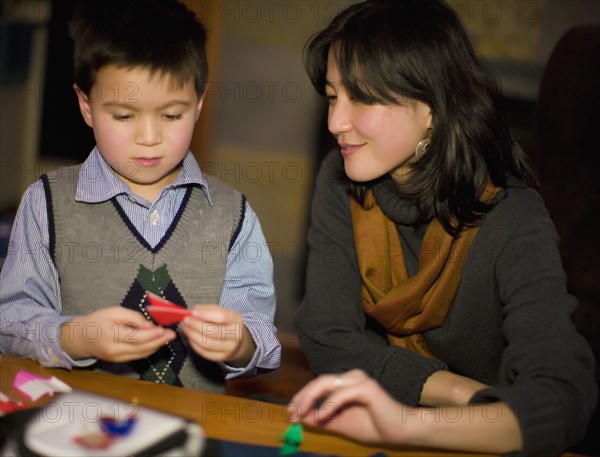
[135,118,162,146]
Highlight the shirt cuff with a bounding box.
[221,315,281,379]
[37,315,96,369]
[221,343,261,380]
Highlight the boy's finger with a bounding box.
[111,308,156,327]
[120,326,175,344]
[190,305,232,322]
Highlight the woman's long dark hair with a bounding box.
[304,0,538,236]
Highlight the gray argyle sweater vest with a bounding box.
[41,165,246,393]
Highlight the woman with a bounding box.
[290,1,597,455]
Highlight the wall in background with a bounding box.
[456,0,600,101]
[184,1,352,327]
[1,0,598,328]
[0,0,51,212]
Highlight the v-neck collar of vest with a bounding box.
[110,186,194,255]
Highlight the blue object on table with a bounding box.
[204,439,389,457]
[205,439,336,456]
[100,416,137,437]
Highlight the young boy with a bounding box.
[0,0,280,393]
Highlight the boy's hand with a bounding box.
[181,305,256,367]
[60,307,176,362]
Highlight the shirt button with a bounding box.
[149,210,160,225]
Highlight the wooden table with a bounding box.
[0,355,585,457]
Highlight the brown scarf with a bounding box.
[350,187,496,358]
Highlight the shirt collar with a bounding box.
[75,146,213,205]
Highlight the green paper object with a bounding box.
[280,442,299,456]
[279,424,303,455]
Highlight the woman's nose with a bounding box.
[328,101,352,135]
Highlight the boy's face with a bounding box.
[75,65,203,201]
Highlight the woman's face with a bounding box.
[325,48,432,183]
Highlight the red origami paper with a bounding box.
[145,292,191,326]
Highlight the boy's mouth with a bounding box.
[134,158,161,167]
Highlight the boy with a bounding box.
[0,0,280,393]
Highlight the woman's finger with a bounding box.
[289,374,345,419]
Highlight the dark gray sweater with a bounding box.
[296,152,597,457]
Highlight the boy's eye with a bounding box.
[163,114,183,121]
[113,114,133,121]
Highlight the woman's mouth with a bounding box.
[339,143,365,157]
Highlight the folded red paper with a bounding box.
[146,292,191,326]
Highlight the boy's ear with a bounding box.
[194,93,205,122]
[73,84,93,127]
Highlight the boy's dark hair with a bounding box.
[304,0,538,236]
[69,0,208,97]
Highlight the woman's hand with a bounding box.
[288,369,522,454]
[288,369,410,445]
[420,370,489,406]
[181,305,256,367]
[60,307,176,361]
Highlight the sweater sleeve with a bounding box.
[470,189,597,457]
[295,153,447,406]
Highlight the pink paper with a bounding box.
[13,370,71,401]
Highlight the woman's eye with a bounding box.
[113,114,132,121]
[325,94,337,103]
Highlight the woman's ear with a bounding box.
[73,84,93,128]
[426,105,433,130]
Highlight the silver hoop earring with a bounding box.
[415,138,430,159]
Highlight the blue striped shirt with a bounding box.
[0,147,280,378]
